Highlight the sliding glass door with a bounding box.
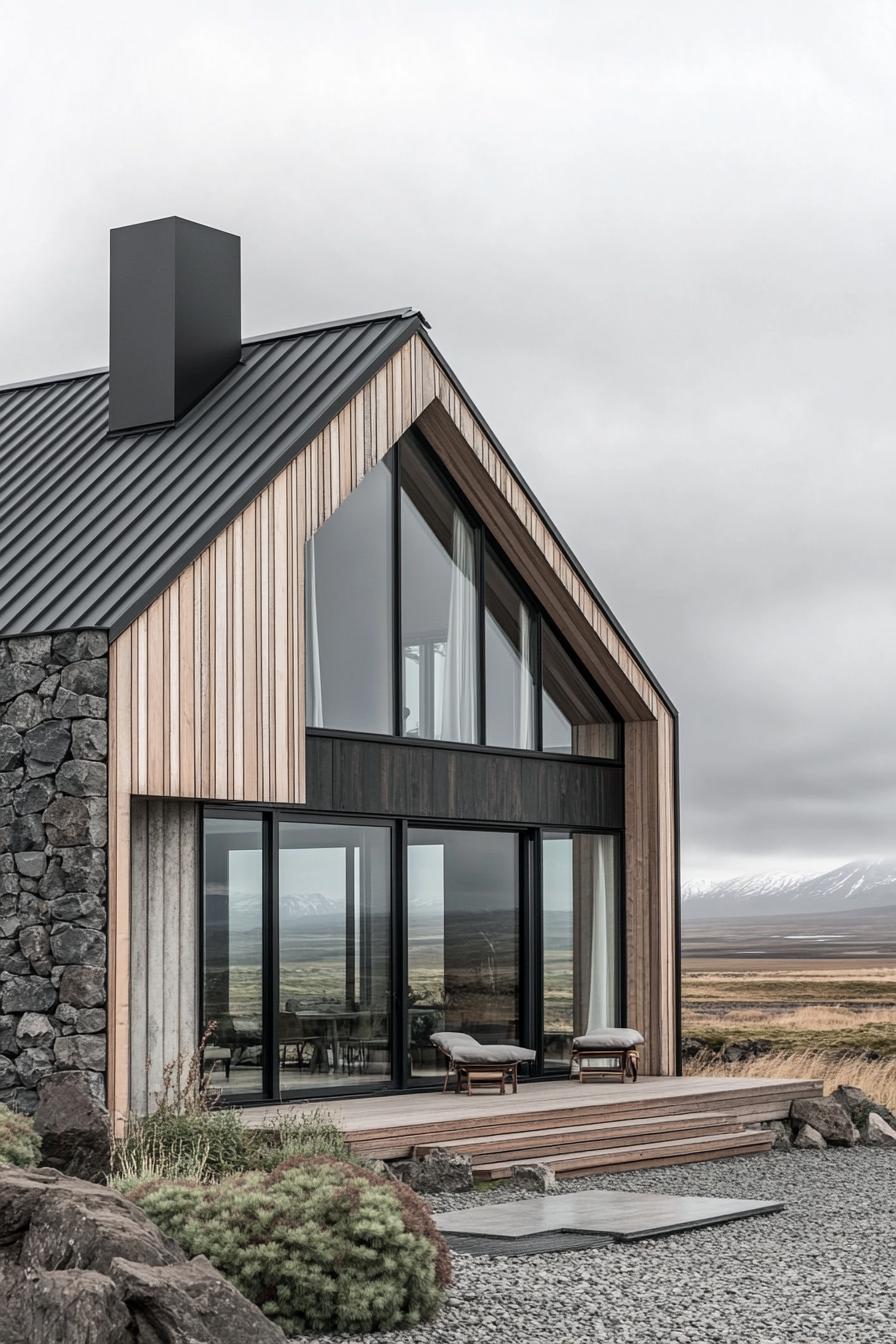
[541,831,620,1071]
[201,810,622,1098]
[407,827,521,1079]
[278,821,392,1094]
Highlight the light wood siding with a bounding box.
[128,798,199,1114]
[108,330,678,1117]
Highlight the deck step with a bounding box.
[413,1111,743,1163]
[474,1127,774,1181]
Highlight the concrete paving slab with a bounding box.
[436,1189,783,1242]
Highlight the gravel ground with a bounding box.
[290,1149,896,1344]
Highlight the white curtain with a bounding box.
[440,512,478,742]
[585,834,617,1031]
[517,599,534,750]
[306,536,324,728]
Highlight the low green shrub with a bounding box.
[129,1156,451,1335]
[0,1103,42,1168]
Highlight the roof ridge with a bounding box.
[0,308,427,397]
[243,307,428,345]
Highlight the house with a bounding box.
[0,216,681,1124]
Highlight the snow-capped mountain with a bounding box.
[682,860,896,918]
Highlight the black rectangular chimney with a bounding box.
[108,216,241,433]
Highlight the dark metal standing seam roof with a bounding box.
[0,309,424,639]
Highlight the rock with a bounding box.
[58,965,105,1007]
[56,760,107,798]
[73,1008,106,1033]
[14,1266,133,1344]
[3,692,46,732]
[33,1072,111,1181]
[860,1111,896,1147]
[52,631,108,664]
[59,660,108,698]
[23,720,71,766]
[793,1123,827,1150]
[1,974,56,1012]
[51,688,107,720]
[767,1120,792,1152]
[0,1056,17,1091]
[1,810,45,852]
[43,797,90,846]
[14,777,56,814]
[830,1084,896,1130]
[391,1146,474,1194]
[7,635,53,664]
[50,924,106,967]
[71,718,107,761]
[680,1035,708,1059]
[510,1162,557,1192]
[790,1097,859,1147]
[15,851,47,878]
[0,1015,19,1053]
[49,892,105,926]
[19,923,51,970]
[109,1254,286,1344]
[16,1047,56,1089]
[16,1012,55,1048]
[0,663,45,702]
[58,846,105,895]
[53,1034,106,1072]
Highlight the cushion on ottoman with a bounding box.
[450,1044,537,1065]
[573,1029,644,1050]
[430,1031,480,1052]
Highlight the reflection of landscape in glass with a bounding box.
[407,830,519,1077]
[542,834,574,1065]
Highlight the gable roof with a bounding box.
[0,308,424,638]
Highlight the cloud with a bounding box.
[1,2,893,877]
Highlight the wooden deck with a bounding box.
[244,1074,822,1178]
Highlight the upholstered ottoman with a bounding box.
[431,1032,537,1094]
[570,1028,644,1083]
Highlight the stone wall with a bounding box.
[0,630,108,1112]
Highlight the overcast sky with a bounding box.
[2,3,894,880]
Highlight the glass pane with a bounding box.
[485,550,536,750]
[401,436,479,743]
[305,454,393,733]
[202,817,265,1097]
[541,624,620,758]
[407,827,519,1080]
[278,821,391,1092]
[542,831,619,1071]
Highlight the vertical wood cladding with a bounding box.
[107,331,678,1117]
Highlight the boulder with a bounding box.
[680,1035,708,1059]
[44,797,92,847]
[23,720,71,766]
[7,636,52,664]
[14,777,56,815]
[16,1012,55,1049]
[0,1169,276,1343]
[33,1072,111,1181]
[0,664,45,703]
[510,1162,557,1192]
[19,923,51,973]
[14,851,47,879]
[830,1084,896,1131]
[71,718,107,761]
[861,1111,896,1147]
[109,1255,286,1344]
[790,1097,859,1147]
[51,689,107,720]
[49,923,106,967]
[3,692,46,733]
[15,1047,56,1089]
[392,1146,474,1194]
[1,975,56,1013]
[793,1123,827,1150]
[767,1120,792,1152]
[5,1266,133,1344]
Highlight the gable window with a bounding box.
[304,429,620,760]
[484,548,536,750]
[400,436,479,743]
[305,455,394,734]
[542,623,620,758]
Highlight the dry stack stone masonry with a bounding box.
[0,630,108,1112]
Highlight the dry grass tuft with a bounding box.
[685,1047,896,1112]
